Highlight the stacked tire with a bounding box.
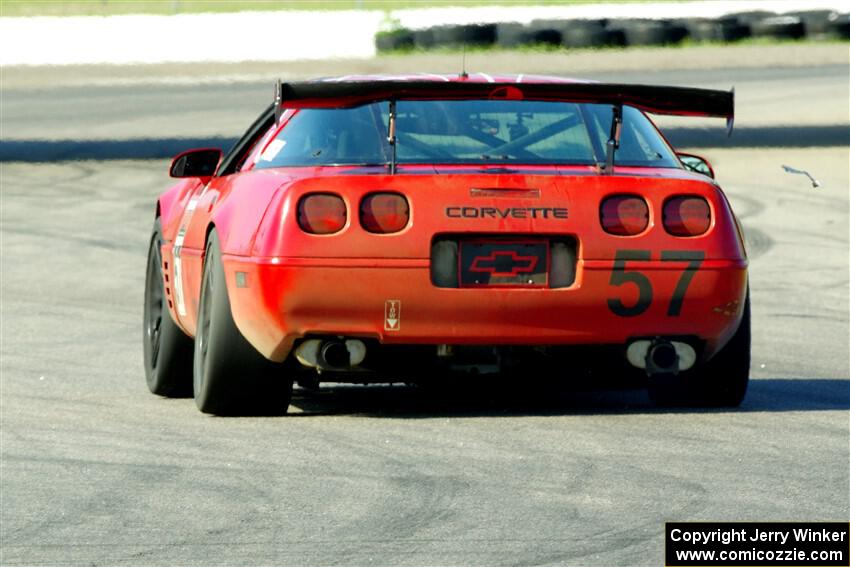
[826,13,850,39]
[530,19,626,48]
[376,12,850,53]
[749,16,806,40]
[682,18,750,42]
[496,22,560,48]
[432,24,497,48]
[375,29,414,52]
[617,19,689,46]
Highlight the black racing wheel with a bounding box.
[143,218,193,397]
[193,229,293,416]
[648,290,750,407]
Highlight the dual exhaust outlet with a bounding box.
[295,336,693,376]
[626,339,697,375]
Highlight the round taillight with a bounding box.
[664,196,711,236]
[600,195,649,236]
[360,192,410,234]
[297,193,346,234]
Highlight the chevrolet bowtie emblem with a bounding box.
[469,251,539,277]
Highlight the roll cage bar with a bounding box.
[271,79,733,174]
[239,79,735,176]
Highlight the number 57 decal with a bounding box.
[608,250,705,317]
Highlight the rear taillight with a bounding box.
[663,196,711,236]
[600,195,649,236]
[297,193,346,234]
[360,192,410,233]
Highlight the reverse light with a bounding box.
[600,195,649,236]
[297,193,346,234]
[360,192,410,233]
[664,196,711,236]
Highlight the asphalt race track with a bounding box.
[1,47,848,565]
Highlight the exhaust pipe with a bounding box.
[626,339,697,375]
[646,340,678,374]
[320,341,350,368]
[295,338,366,370]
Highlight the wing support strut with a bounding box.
[603,103,622,175]
[387,99,398,175]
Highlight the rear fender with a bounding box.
[207,171,291,257]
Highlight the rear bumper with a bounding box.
[223,255,747,362]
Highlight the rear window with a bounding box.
[254,99,679,169]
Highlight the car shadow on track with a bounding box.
[286,377,850,418]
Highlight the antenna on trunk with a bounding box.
[460,45,468,79]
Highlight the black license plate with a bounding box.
[459,240,548,287]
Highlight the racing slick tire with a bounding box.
[648,291,750,408]
[193,229,293,416]
[143,218,194,397]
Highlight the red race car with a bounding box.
[143,73,749,415]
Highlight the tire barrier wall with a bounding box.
[376,10,850,52]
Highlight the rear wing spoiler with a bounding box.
[274,79,734,131]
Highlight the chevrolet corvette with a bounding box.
[142,73,749,415]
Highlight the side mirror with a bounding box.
[169,148,222,178]
[677,152,714,179]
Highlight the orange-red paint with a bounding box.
[154,75,747,366]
